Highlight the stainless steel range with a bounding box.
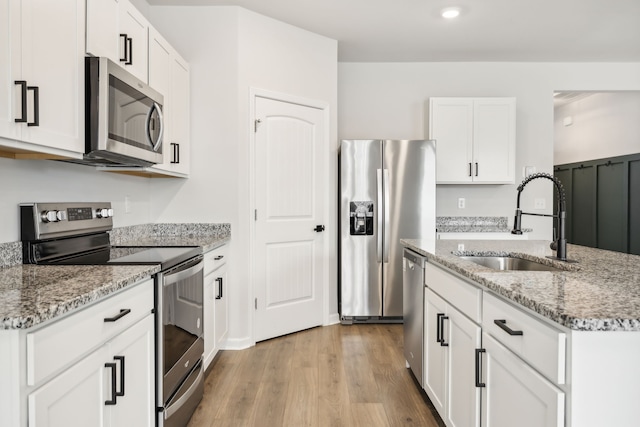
[21,202,204,427]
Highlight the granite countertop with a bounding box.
[401,238,640,332]
[0,223,231,330]
[0,264,160,330]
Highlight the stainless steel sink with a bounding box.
[459,256,562,272]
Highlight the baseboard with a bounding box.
[222,336,254,350]
[326,312,341,325]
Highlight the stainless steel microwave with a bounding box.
[84,56,164,167]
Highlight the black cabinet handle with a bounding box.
[170,142,180,164]
[469,162,472,177]
[215,277,223,300]
[494,319,523,336]
[475,162,479,177]
[126,37,133,65]
[436,313,446,344]
[14,80,27,123]
[104,308,131,322]
[27,86,39,127]
[214,255,224,260]
[440,315,449,347]
[119,34,128,62]
[105,362,117,405]
[114,356,125,397]
[475,348,486,388]
[314,225,325,232]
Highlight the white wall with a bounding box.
[0,157,153,243]
[147,6,338,347]
[339,62,640,239]
[554,92,640,165]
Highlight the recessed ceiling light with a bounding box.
[441,7,461,19]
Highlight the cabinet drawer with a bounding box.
[26,278,154,386]
[425,262,482,323]
[204,244,228,276]
[483,292,566,384]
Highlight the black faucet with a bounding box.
[511,172,573,262]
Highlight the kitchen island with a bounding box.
[402,238,640,427]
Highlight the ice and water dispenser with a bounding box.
[349,201,374,235]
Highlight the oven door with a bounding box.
[157,256,204,424]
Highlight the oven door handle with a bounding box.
[164,257,204,287]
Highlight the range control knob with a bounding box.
[107,208,114,217]
[96,208,110,219]
[56,210,67,221]
[41,210,59,223]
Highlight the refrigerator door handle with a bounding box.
[383,169,390,263]
[376,168,383,263]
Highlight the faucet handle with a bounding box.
[550,227,558,250]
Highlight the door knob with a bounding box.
[314,225,325,232]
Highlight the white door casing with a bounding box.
[253,94,326,342]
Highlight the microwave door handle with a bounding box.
[146,102,164,152]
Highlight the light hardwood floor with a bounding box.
[188,324,445,427]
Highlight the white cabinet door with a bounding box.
[203,271,216,369]
[86,0,120,62]
[473,98,516,184]
[214,262,229,353]
[481,332,564,427]
[167,54,190,175]
[203,248,229,369]
[446,304,481,427]
[1,0,84,155]
[28,346,107,427]
[0,0,21,142]
[148,27,190,177]
[429,97,515,184]
[429,98,474,183]
[28,315,154,427]
[423,288,448,415]
[119,0,148,82]
[425,287,482,427]
[107,315,154,427]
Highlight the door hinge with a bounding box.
[254,119,261,132]
[255,298,258,310]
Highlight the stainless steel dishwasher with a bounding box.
[403,248,426,387]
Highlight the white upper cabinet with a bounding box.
[86,0,149,83]
[85,0,119,62]
[118,0,148,82]
[147,27,190,177]
[429,97,516,184]
[0,0,85,158]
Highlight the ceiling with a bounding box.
[146,0,640,62]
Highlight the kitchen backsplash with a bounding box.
[437,216,510,232]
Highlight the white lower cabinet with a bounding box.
[203,244,229,369]
[28,315,154,427]
[0,278,154,427]
[424,279,481,427]
[480,332,564,427]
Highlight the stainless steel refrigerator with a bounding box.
[339,139,436,322]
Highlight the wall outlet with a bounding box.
[125,196,131,213]
[458,198,466,209]
[534,198,546,209]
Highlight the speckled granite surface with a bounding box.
[0,264,159,330]
[0,242,21,268]
[402,238,640,332]
[437,216,531,233]
[0,223,230,330]
[110,223,231,252]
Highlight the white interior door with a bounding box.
[254,95,325,342]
